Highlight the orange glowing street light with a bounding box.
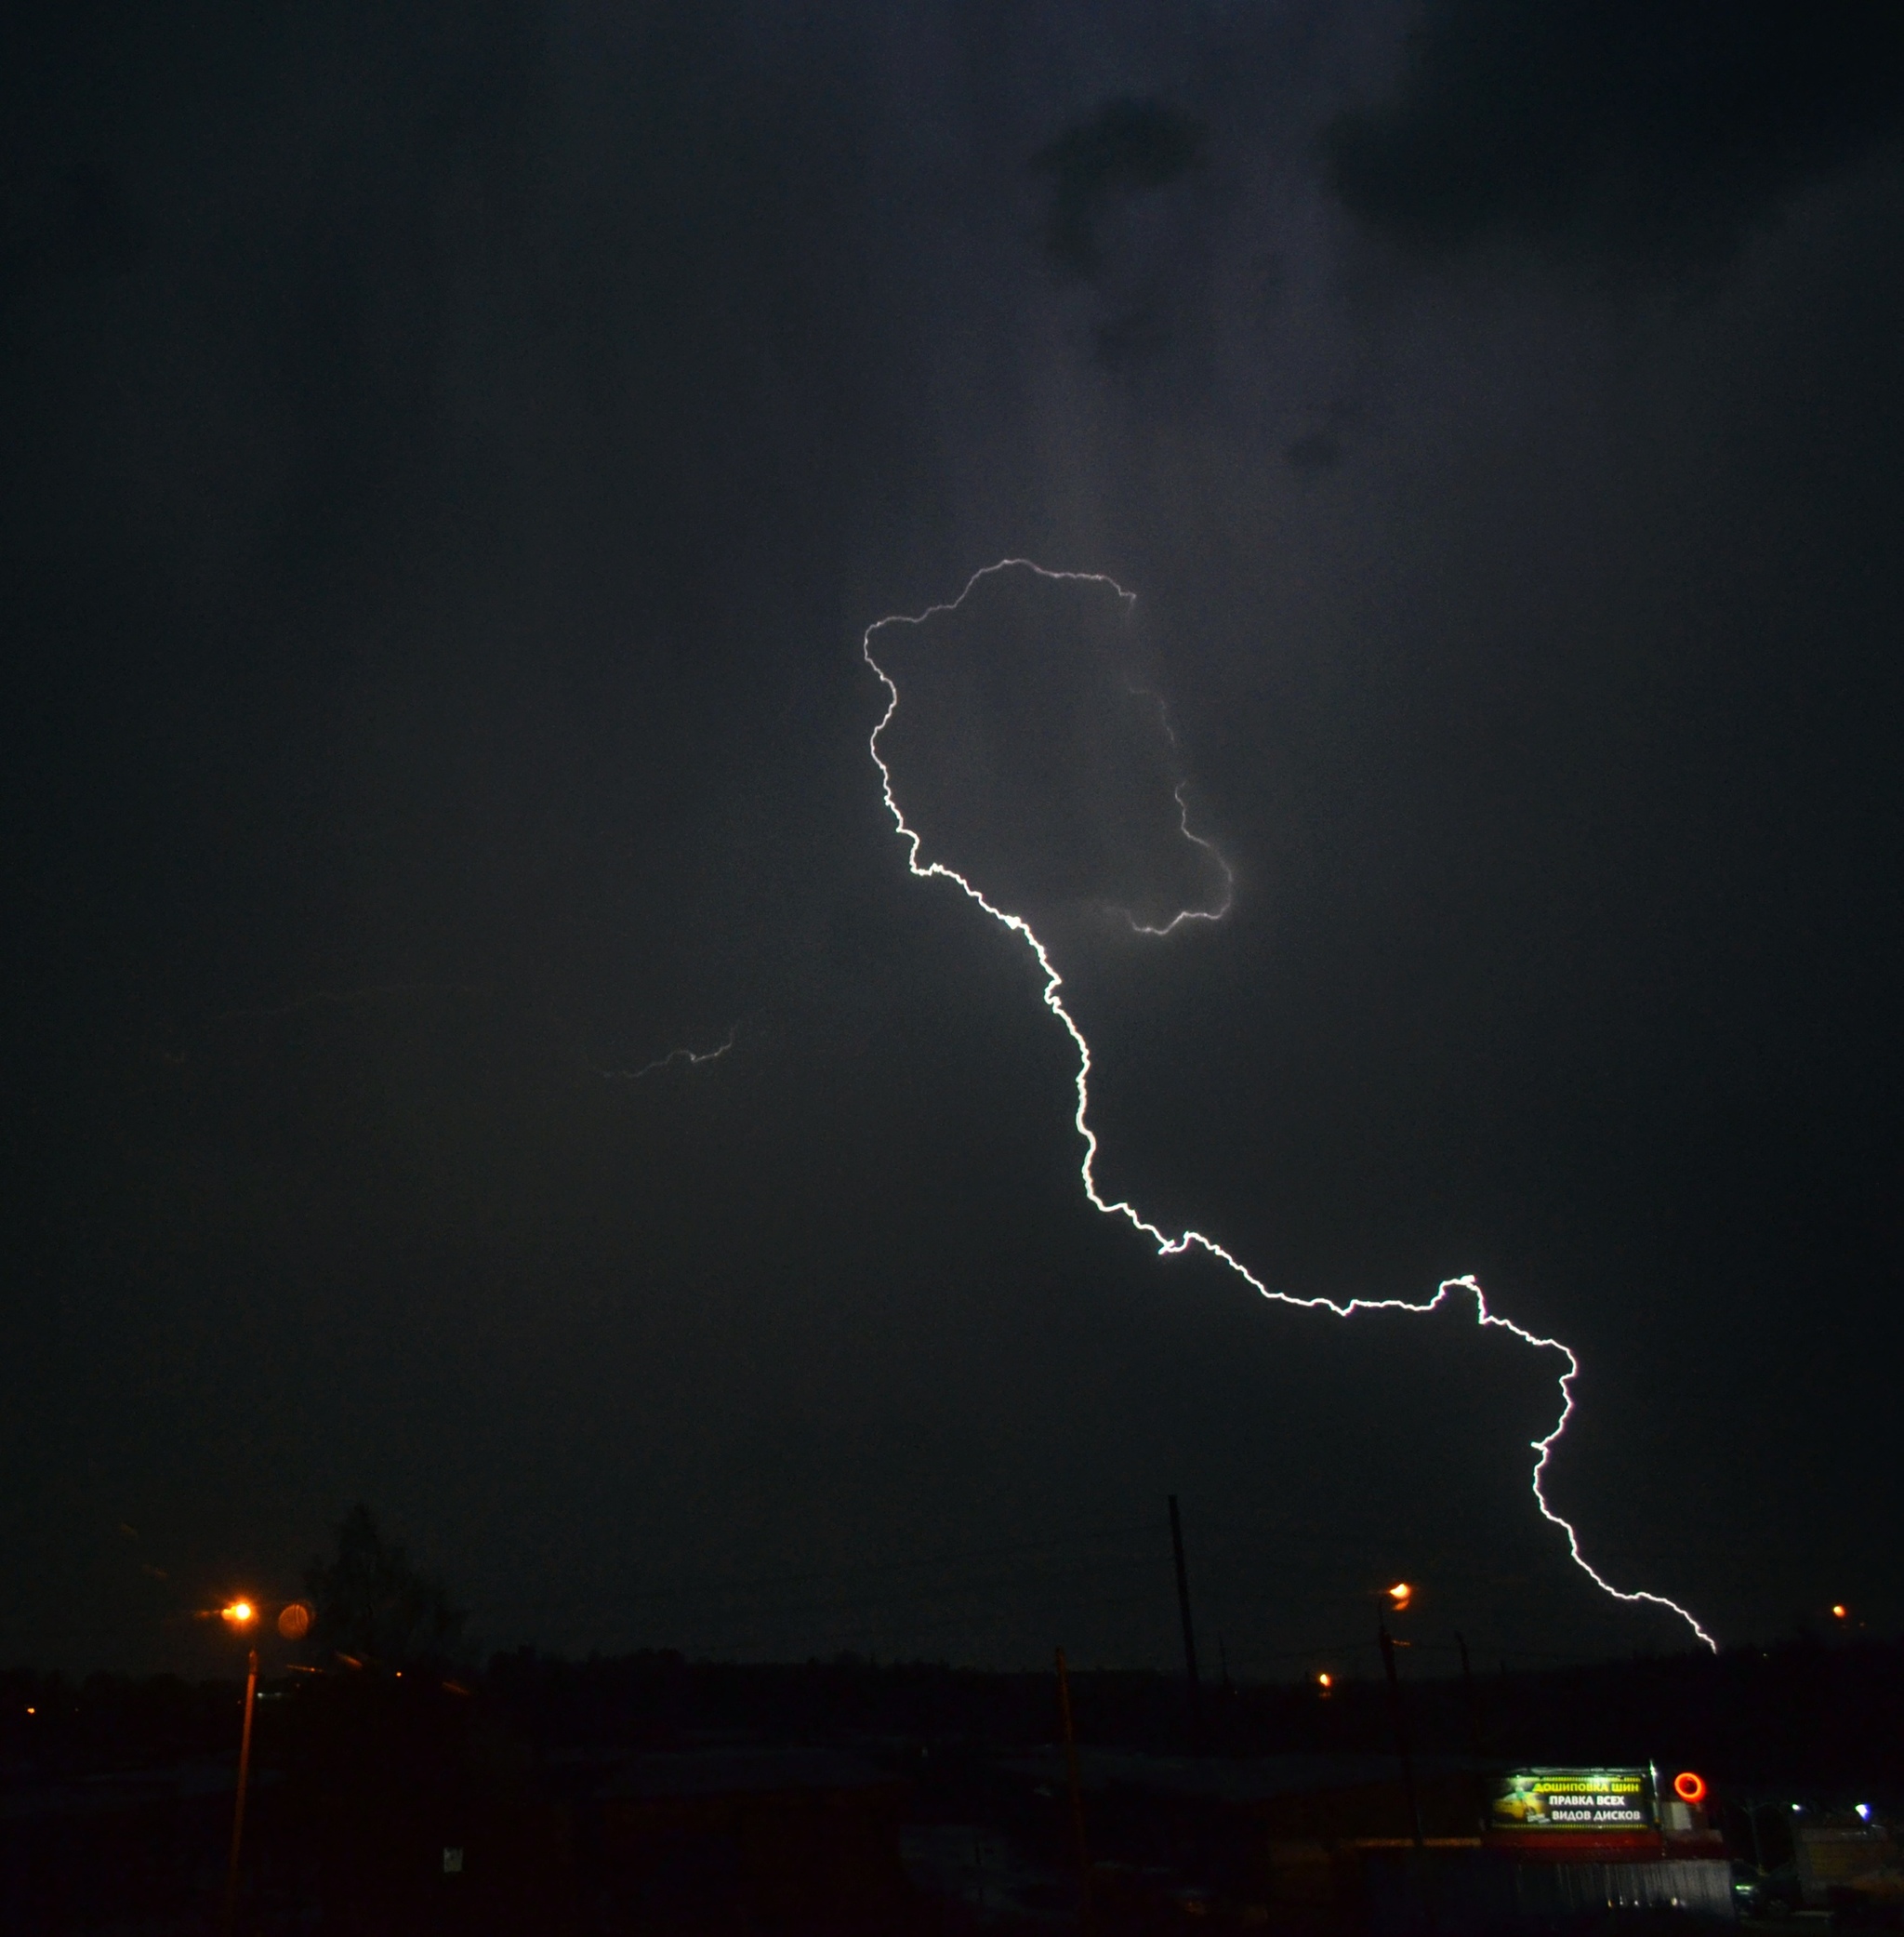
[1831,1604,1849,1622]
[218,1602,263,1934]
[1386,1581,1413,1612]
[209,1593,312,1928]
[1316,1671,1334,1690]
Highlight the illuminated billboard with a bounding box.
[1488,1769,1656,1834]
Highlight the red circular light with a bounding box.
[1673,1771,1707,1804]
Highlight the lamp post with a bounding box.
[1378,1622,1425,1851]
[1054,1649,1091,1926]
[1376,1583,1424,1851]
[219,1602,260,1934]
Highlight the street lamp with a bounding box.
[1376,1583,1423,1851]
[213,1595,317,1929]
[219,1602,261,1934]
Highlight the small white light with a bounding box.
[1856,1804,1871,1822]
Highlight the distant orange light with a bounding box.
[25,1706,34,1716]
[1387,1582,1412,1610]
[222,1600,256,1627]
[1831,1604,1849,1621]
[1673,1771,1708,1805]
[1316,1672,1333,1690]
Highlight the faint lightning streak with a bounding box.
[1123,781,1235,936]
[864,558,1714,1652]
[602,1023,739,1081]
[1118,686,1235,936]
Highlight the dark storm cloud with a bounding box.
[5,0,1901,1678]
[1034,97,1205,278]
[1284,402,1355,474]
[1,158,144,283]
[1326,0,1904,267]
[1027,95,1216,379]
[0,0,913,1670]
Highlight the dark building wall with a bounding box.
[1357,1850,1735,1935]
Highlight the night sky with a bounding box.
[6,2,1902,1679]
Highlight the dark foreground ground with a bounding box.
[4,1634,1901,1932]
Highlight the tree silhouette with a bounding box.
[304,1504,466,1668]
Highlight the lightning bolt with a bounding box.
[1117,688,1236,937]
[864,558,1715,1652]
[1121,780,1235,936]
[600,1023,739,1081]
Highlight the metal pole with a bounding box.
[1456,1631,1480,1755]
[1055,1648,1091,1924]
[1168,1496,1201,1745]
[1379,1624,1425,1849]
[224,1648,259,1933]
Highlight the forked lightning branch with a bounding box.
[863,559,1714,1652]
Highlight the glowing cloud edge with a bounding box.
[863,557,1715,1653]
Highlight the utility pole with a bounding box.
[1378,1624,1425,1850]
[1055,1649,1091,1926]
[223,1647,260,1934]
[1168,1495,1201,1746]
[1456,1632,1481,1756]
